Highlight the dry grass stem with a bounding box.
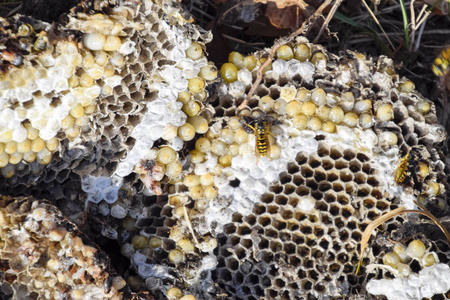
[356,206,407,275]
[361,0,395,50]
[313,0,344,43]
[356,202,450,275]
[183,206,199,246]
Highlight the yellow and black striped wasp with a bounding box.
[432,47,450,77]
[240,115,277,164]
[392,147,422,190]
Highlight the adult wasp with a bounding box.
[240,114,277,164]
[392,147,423,191]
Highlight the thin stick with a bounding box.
[361,0,395,50]
[414,17,427,52]
[222,34,266,46]
[238,0,333,110]
[313,0,344,43]
[183,206,199,246]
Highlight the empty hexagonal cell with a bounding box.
[230,234,241,246]
[362,162,375,174]
[367,208,381,220]
[344,182,357,194]
[272,218,287,231]
[316,200,328,211]
[339,169,354,182]
[311,190,323,200]
[289,256,302,267]
[314,167,327,182]
[348,159,362,172]
[225,256,240,271]
[280,207,294,219]
[295,185,310,196]
[357,184,372,197]
[354,171,368,184]
[334,216,347,228]
[279,171,292,184]
[329,263,342,274]
[301,165,314,178]
[342,205,354,218]
[287,162,300,174]
[283,183,296,194]
[335,159,349,170]
[367,175,380,186]
[318,181,332,192]
[322,158,334,170]
[261,250,274,264]
[297,245,310,257]
[332,181,344,192]
[339,229,350,241]
[287,220,300,231]
[292,174,305,186]
[351,230,363,242]
[235,245,247,260]
[313,225,326,238]
[265,227,279,239]
[302,279,313,290]
[261,193,275,204]
[330,147,344,160]
[376,199,390,211]
[306,179,319,191]
[317,143,330,157]
[267,204,279,214]
[295,153,308,165]
[244,214,257,226]
[258,214,271,227]
[337,252,349,264]
[237,224,252,236]
[308,154,322,168]
[274,194,288,205]
[327,169,339,182]
[371,188,383,199]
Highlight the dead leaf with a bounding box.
[255,0,309,9]
[265,2,307,30]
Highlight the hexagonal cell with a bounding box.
[322,157,335,170]
[343,149,356,161]
[308,154,322,168]
[335,159,349,170]
[258,214,271,227]
[314,167,327,182]
[301,165,314,178]
[330,147,344,160]
[283,183,296,195]
[326,169,339,182]
[287,162,300,174]
[279,171,292,184]
[295,153,308,165]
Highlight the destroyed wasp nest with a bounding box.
[0,195,126,299]
[1,0,450,300]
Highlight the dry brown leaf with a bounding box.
[265,3,307,30]
[255,0,308,9]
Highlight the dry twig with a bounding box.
[238,0,334,110]
[313,0,343,43]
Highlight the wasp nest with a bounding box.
[0,195,127,299]
[0,0,216,203]
[1,1,450,300]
